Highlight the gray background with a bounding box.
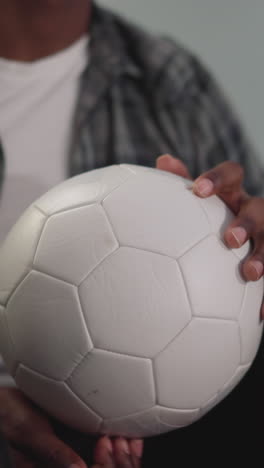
[99,0,264,164]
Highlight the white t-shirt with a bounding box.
[0,35,90,385]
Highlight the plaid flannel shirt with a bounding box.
[0,3,264,193]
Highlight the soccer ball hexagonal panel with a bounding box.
[79,247,191,357]
[103,171,210,259]
[68,349,155,419]
[16,365,102,434]
[0,205,46,305]
[6,271,93,380]
[35,165,133,216]
[179,235,246,320]
[154,318,240,409]
[239,280,263,365]
[102,405,199,438]
[34,204,118,285]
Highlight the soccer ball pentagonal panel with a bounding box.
[179,235,245,320]
[6,271,93,380]
[34,165,133,216]
[0,206,46,305]
[154,318,240,409]
[68,349,155,419]
[101,405,199,438]
[103,172,210,259]
[239,280,264,365]
[34,205,118,285]
[79,247,191,357]
[0,307,17,375]
[16,364,102,433]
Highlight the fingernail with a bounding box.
[230,227,247,247]
[130,439,144,458]
[194,179,214,197]
[248,261,263,280]
[118,438,130,455]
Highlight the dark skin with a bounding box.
[0,1,264,467]
[0,0,92,61]
[157,155,264,290]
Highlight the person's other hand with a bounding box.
[0,387,88,467]
[156,154,264,317]
[0,388,143,468]
[91,436,143,468]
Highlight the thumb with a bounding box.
[0,388,87,468]
[156,154,192,180]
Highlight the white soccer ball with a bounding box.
[0,164,263,438]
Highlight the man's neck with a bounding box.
[0,0,92,62]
